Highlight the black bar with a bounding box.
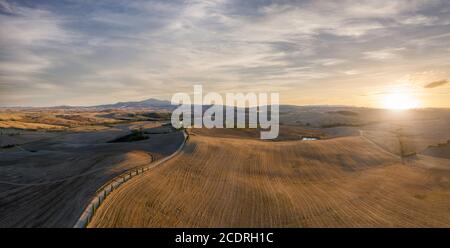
[1,228,449,248]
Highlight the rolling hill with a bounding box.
[89,129,450,227]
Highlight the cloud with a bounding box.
[424,79,448,88]
[363,47,406,60]
[398,15,437,25]
[0,1,71,46]
[316,58,347,66]
[0,0,74,96]
[1,0,450,107]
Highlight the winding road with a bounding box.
[73,129,188,228]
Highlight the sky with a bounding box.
[0,0,449,108]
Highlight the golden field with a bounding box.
[89,128,450,227]
[1,106,449,227]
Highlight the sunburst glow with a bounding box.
[382,90,420,110]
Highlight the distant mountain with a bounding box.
[95,98,175,109]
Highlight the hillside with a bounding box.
[89,130,450,227]
[0,123,184,227]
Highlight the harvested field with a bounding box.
[423,143,450,159]
[0,122,184,227]
[0,120,66,130]
[2,107,449,227]
[190,125,324,141]
[89,131,450,227]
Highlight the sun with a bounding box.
[382,91,420,110]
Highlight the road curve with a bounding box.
[73,129,188,228]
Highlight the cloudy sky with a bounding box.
[1,0,449,107]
